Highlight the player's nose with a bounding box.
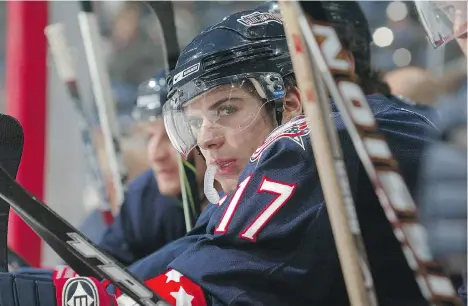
[198,123,224,151]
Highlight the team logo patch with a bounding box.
[62,277,99,306]
[237,11,282,27]
[250,116,309,162]
[173,63,200,85]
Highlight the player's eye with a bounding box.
[217,105,237,117]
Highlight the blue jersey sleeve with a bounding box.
[128,202,218,280]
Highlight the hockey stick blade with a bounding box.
[0,114,24,272]
[0,166,169,306]
[293,2,461,305]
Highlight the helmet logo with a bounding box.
[173,63,201,85]
[237,11,282,27]
[263,74,285,99]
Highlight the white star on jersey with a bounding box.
[165,269,183,283]
[170,286,194,306]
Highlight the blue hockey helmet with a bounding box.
[162,6,293,156]
[132,69,168,123]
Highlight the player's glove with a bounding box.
[53,268,207,306]
[0,267,207,306]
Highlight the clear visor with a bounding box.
[415,0,467,48]
[163,72,286,156]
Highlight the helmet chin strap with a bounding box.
[274,99,284,126]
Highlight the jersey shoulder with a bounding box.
[249,115,310,164]
[367,94,437,128]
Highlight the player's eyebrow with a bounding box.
[208,97,242,111]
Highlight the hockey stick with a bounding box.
[278,2,376,306]
[0,158,168,304]
[0,114,24,272]
[286,1,461,305]
[78,0,128,212]
[146,1,179,72]
[44,24,114,224]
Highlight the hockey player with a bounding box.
[96,70,205,265]
[0,2,440,306]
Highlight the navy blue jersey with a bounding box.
[124,201,219,280]
[99,169,187,265]
[168,94,436,306]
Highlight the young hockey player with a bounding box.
[0,3,441,306]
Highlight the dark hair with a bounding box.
[334,24,391,96]
[299,1,391,96]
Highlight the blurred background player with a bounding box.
[384,66,442,105]
[414,0,467,303]
[95,70,206,266]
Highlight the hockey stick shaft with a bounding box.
[145,1,195,232]
[44,23,114,222]
[279,2,376,305]
[78,1,128,210]
[0,165,169,305]
[294,3,461,305]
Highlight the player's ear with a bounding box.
[282,87,302,124]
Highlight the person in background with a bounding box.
[414,1,467,303]
[384,66,442,105]
[96,70,206,266]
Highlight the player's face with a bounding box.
[185,85,275,193]
[145,120,181,196]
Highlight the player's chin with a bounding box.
[218,176,239,194]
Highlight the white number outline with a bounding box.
[214,176,297,241]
